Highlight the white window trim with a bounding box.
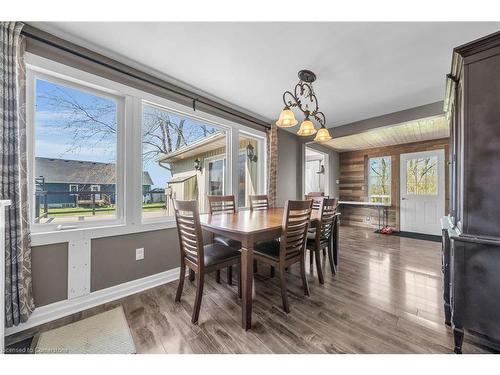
[27,66,126,234]
[69,184,79,192]
[25,53,267,246]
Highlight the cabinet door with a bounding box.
[464,50,500,237]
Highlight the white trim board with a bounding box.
[5,267,181,336]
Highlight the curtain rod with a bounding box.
[21,29,271,130]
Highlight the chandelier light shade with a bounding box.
[276,105,298,128]
[314,125,332,142]
[297,118,317,136]
[276,69,331,142]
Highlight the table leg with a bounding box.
[378,206,381,232]
[241,237,254,330]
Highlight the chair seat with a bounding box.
[203,243,240,267]
[254,239,280,259]
[214,235,241,249]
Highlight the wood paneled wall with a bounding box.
[339,138,450,230]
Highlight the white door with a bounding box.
[400,149,445,235]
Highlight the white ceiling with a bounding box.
[32,22,500,127]
[323,116,449,152]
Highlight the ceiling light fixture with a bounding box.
[276,69,332,142]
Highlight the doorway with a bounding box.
[400,149,445,235]
[304,146,328,196]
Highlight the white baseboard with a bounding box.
[5,267,181,336]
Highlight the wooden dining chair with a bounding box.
[306,198,339,283]
[249,194,273,276]
[249,195,269,211]
[306,195,327,210]
[254,200,313,313]
[305,192,325,198]
[173,199,241,324]
[207,195,240,285]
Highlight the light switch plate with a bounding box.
[136,248,144,260]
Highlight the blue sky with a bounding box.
[35,79,218,189]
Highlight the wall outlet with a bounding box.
[135,248,144,261]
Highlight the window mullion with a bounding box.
[128,97,142,226]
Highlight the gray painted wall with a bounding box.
[31,243,68,307]
[276,129,303,206]
[91,229,180,292]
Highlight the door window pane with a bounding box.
[406,156,438,195]
[143,103,226,218]
[368,156,391,204]
[34,79,118,224]
[208,158,225,195]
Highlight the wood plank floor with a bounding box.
[6,226,495,353]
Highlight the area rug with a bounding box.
[390,230,442,243]
[35,306,136,354]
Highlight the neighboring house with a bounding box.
[158,132,259,214]
[35,157,154,208]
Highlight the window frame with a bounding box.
[139,99,234,223]
[27,66,126,233]
[26,53,267,245]
[367,155,392,205]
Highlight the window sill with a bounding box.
[31,219,177,247]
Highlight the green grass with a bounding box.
[142,203,165,212]
[39,203,166,217]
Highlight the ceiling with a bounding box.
[323,116,449,152]
[32,22,500,128]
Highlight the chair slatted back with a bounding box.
[317,198,338,245]
[249,195,269,211]
[208,195,236,215]
[306,195,327,210]
[280,200,313,261]
[173,200,204,266]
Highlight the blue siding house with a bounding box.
[35,157,153,208]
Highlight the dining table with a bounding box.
[199,207,340,330]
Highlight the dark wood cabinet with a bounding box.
[443,30,500,354]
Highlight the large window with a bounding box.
[142,103,227,218]
[368,156,391,204]
[27,57,266,234]
[33,77,119,224]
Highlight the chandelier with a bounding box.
[276,69,332,142]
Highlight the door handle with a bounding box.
[401,198,407,200]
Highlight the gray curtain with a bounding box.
[1,21,34,327]
[266,123,278,208]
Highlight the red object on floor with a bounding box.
[380,227,394,235]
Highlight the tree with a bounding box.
[406,157,437,194]
[370,157,391,203]
[38,85,216,172]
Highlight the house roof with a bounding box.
[167,171,197,185]
[35,157,153,186]
[157,132,226,164]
